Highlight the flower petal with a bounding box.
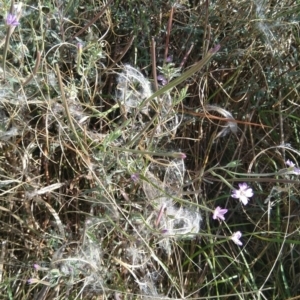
[213,206,228,221]
[239,195,249,205]
[245,189,254,198]
[231,231,243,246]
[286,159,295,167]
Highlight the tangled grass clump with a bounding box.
[0,0,300,299]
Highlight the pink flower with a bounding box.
[286,159,295,167]
[209,44,221,53]
[27,278,38,284]
[157,74,168,86]
[131,173,140,182]
[166,55,173,63]
[231,183,253,205]
[231,231,243,246]
[33,264,40,270]
[293,168,300,175]
[6,14,19,26]
[77,42,83,53]
[212,206,228,221]
[286,159,300,175]
[179,153,186,159]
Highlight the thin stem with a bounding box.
[179,43,194,69]
[22,51,41,87]
[70,0,114,41]
[55,63,88,156]
[151,37,158,92]
[164,6,174,64]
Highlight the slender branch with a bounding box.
[164,6,174,64]
[108,35,135,69]
[151,37,158,92]
[179,43,194,69]
[22,51,41,87]
[70,0,114,41]
[55,64,88,156]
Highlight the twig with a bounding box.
[69,0,114,41]
[179,43,194,69]
[164,6,174,64]
[55,64,89,157]
[22,51,41,87]
[151,37,158,92]
[108,35,135,69]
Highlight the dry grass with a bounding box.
[0,0,300,299]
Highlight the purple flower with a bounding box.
[212,206,228,221]
[77,42,83,52]
[231,231,243,246]
[27,278,37,284]
[157,74,168,86]
[178,152,186,159]
[33,264,40,271]
[180,153,186,159]
[209,44,221,54]
[231,183,253,205]
[6,14,19,27]
[286,159,300,174]
[286,159,295,167]
[166,55,173,63]
[131,173,140,182]
[293,168,300,175]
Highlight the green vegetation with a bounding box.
[0,0,300,299]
